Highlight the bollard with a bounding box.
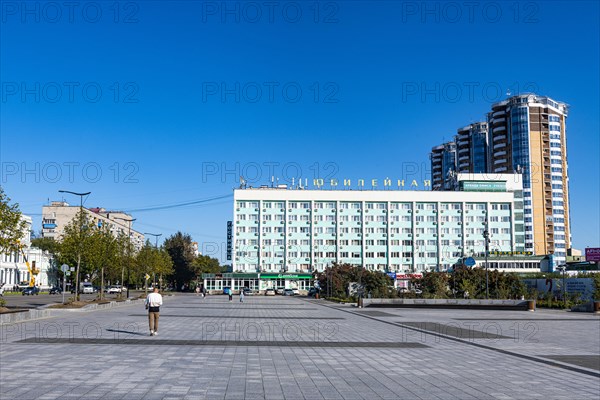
[315,293,319,300]
[528,300,536,312]
[594,301,600,313]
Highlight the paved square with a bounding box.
[1,295,599,399]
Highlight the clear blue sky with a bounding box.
[1,1,599,262]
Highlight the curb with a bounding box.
[0,298,147,324]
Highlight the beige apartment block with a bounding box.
[42,201,145,251]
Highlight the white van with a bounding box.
[81,282,94,294]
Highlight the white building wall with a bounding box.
[233,188,524,273]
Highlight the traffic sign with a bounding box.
[145,274,150,280]
[70,267,75,272]
[464,257,476,267]
[61,264,69,272]
[65,271,71,276]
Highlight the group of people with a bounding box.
[144,285,250,337]
[224,287,245,303]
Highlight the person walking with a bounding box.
[228,288,233,302]
[145,287,163,336]
[239,290,245,303]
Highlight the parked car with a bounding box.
[242,288,253,296]
[49,286,62,294]
[283,289,294,296]
[80,283,94,294]
[106,285,123,294]
[265,288,276,296]
[398,287,423,295]
[275,287,286,295]
[291,288,299,296]
[22,286,40,296]
[223,286,231,295]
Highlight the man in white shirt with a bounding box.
[145,287,163,336]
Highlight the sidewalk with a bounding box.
[1,294,599,399]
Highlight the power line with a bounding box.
[122,194,233,213]
[22,193,233,216]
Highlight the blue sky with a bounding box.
[1,1,599,261]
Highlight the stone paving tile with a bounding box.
[1,294,599,399]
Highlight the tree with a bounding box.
[55,210,129,300]
[134,242,173,290]
[31,237,60,255]
[0,187,27,254]
[193,254,221,275]
[56,209,93,299]
[163,232,196,290]
[316,263,395,299]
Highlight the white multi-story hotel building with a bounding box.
[232,175,528,274]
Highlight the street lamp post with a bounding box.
[483,226,490,300]
[143,232,161,294]
[58,190,91,301]
[114,217,136,299]
[144,232,162,248]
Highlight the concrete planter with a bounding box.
[0,298,147,324]
[0,309,54,325]
[362,298,533,311]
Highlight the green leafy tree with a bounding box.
[55,211,129,299]
[57,210,94,299]
[134,242,174,290]
[0,187,27,254]
[316,263,395,299]
[30,237,60,255]
[164,232,196,290]
[193,254,221,275]
[416,272,450,299]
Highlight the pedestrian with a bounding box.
[239,290,244,303]
[145,287,163,336]
[195,286,201,296]
[202,286,206,298]
[228,288,233,302]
